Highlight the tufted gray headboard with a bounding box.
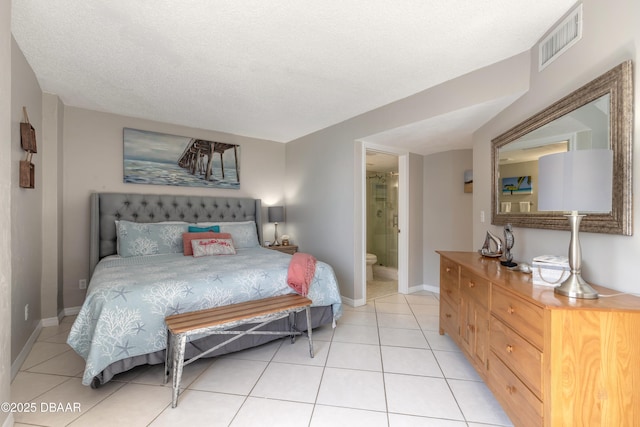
[89,192,263,277]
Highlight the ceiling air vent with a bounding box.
[539,4,583,71]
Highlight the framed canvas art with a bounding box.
[123,128,240,189]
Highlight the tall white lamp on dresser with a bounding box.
[537,148,613,299]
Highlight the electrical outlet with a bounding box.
[480,210,486,223]
[79,279,87,289]
[24,304,29,321]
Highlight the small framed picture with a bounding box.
[464,170,473,193]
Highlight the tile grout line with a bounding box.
[308,327,335,427]
[14,292,513,426]
[373,297,391,425]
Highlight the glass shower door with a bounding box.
[369,173,398,269]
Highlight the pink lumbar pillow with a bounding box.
[191,238,237,257]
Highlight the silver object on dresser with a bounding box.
[500,224,517,268]
[479,231,503,258]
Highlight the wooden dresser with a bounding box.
[438,251,640,427]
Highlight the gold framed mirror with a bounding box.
[491,60,633,235]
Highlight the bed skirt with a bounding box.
[90,305,334,387]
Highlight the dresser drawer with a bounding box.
[440,258,459,305]
[460,268,489,309]
[439,297,458,337]
[488,352,543,427]
[490,316,543,399]
[491,286,544,350]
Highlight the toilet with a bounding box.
[366,253,378,281]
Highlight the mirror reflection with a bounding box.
[497,94,610,215]
[491,60,632,235]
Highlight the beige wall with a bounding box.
[407,152,425,288]
[61,107,286,308]
[423,149,473,288]
[474,0,640,293]
[42,93,65,319]
[1,2,12,425]
[11,36,43,363]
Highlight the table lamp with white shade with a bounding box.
[537,148,613,299]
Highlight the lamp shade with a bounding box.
[538,149,613,213]
[268,206,285,223]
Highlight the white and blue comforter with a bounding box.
[68,247,343,385]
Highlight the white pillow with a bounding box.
[191,238,237,257]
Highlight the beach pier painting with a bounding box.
[124,128,240,189]
[177,140,239,183]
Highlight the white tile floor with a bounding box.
[11,291,514,427]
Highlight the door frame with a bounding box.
[360,142,409,303]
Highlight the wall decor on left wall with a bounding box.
[19,106,37,188]
[123,127,241,189]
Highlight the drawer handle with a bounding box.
[507,306,515,315]
[506,385,516,395]
[506,345,514,353]
[467,324,475,332]
[468,281,476,288]
[445,313,452,318]
[445,267,451,273]
[446,289,452,295]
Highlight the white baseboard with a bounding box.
[407,283,440,294]
[423,283,441,294]
[11,307,81,381]
[64,306,81,317]
[340,295,352,306]
[11,321,42,381]
[407,284,425,293]
[41,315,60,328]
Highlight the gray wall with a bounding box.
[285,54,529,301]
[423,150,473,288]
[61,107,287,308]
[408,152,425,289]
[1,2,12,426]
[42,93,65,318]
[10,36,43,363]
[474,0,640,293]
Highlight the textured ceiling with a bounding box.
[12,1,575,146]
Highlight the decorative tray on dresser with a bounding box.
[437,251,640,427]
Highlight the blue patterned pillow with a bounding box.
[218,221,259,248]
[117,220,189,257]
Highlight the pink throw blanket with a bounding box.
[287,252,317,296]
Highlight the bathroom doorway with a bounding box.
[365,150,399,300]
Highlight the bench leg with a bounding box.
[163,330,171,384]
[305,306,314,358]
[289,312,297,344]
[171,333,187,408]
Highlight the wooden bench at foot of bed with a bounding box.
[164,293,315,408]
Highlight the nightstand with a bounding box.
[267,245,298,255]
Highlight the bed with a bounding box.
[67,192,343,387]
